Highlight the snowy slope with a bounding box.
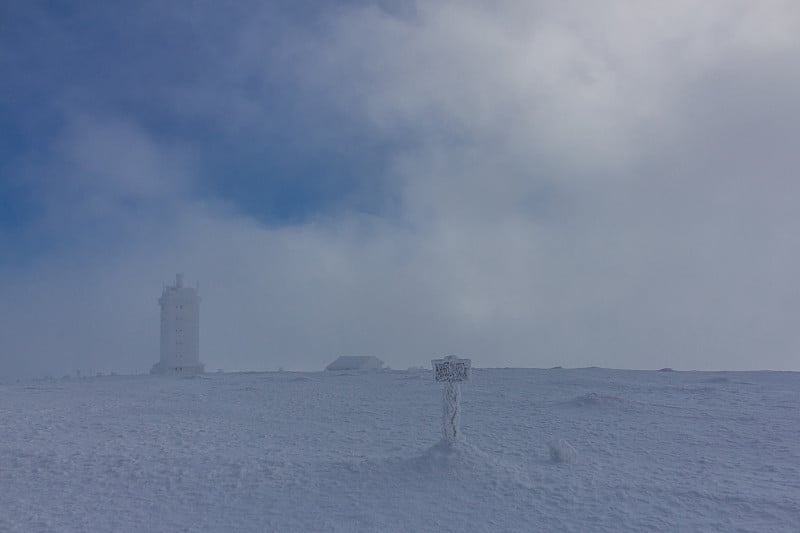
[1,368,798,532]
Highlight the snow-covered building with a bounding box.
[151,273,204,375]
[325,356,384,371]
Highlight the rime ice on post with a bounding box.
[432,356,471,444]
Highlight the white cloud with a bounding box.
[3,1,800,378]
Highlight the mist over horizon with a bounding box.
[2,1,800,378]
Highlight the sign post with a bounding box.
[432,355,471,444]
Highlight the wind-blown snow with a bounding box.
[0,368,798,531]
[548,439,578,464]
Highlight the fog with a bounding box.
[2,1,800,377]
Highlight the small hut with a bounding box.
[325,356,384,371]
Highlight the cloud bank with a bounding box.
[2,1,800,377]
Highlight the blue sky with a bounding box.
[2,1,800,377]
[1,2,387,229]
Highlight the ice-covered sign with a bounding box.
[432,356,471,383]
[432,356,472,444]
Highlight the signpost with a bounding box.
[432,355,471,444]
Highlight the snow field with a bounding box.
[0,368,798,531]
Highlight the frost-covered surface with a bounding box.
[1,368,798,532]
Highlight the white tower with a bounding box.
[150,273,204,375]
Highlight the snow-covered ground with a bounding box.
[1,368,798,532]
